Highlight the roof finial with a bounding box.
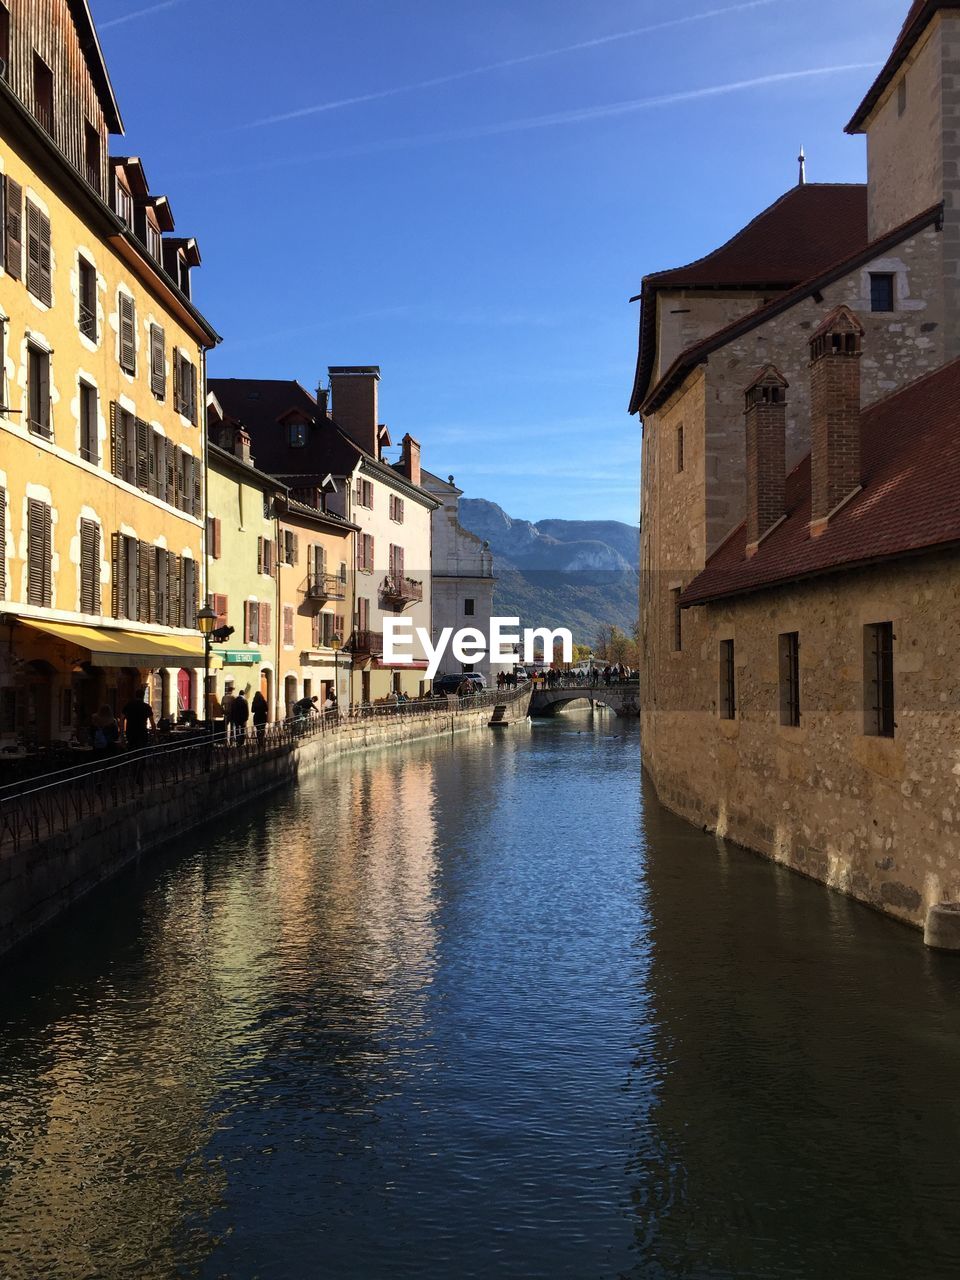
[798,144,806,186]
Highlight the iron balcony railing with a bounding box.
[78,301,97,340]
[306,571,346,601]
[381,574,423,604]
[348,629,383,656]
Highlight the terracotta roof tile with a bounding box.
[680,357,960,606]
[629,185,868,414]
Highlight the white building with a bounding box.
[420,471,498,685]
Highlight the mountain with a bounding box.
[458,499,639,644]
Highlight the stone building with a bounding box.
[0,0,219,746]
[420,470,497,685]
[633,0,960,935]
[210,369,438,705]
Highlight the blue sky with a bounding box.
[92,0,910,525]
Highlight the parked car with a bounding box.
[432,673,485,696]
[513,667,529,683]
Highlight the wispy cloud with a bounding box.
[198,64,879,179]
[99,0,188,28]
[239,0,793,129]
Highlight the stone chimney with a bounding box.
[744,365,788,557]
[398,433,421,487]
[328,366,380,458]
[233,425,252,464]
[808,305,864,537]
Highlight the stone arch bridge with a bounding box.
[527,681,640,718]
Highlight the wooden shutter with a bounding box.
[150,324,165,397]
[155,548,168,625]
[4,177,22,280]
[137,540,151,621]
[0,487,5,600]
[135,417,149,490]
[193,458,202,518]
[186,360,197,423]
[311,612,320,649]
[165,438,176,505]
[119,293,136,373]
[357,597,369,630]
[109,402,123,478]
[244,600,251,643]
[334,612,345,639]
[168,553,181,627]
[27,499,52,607]
[80,519,99,614]
[174,447,184,509]
[111,531,125,617]
[261,602,271,645]
[214,594,228,628]
[283,605,294,646]
[291,533,299,566]
[120,411,136,485]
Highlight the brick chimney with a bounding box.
[398,433,421,487]
[233,425,252,464]
[808,305,864,537]
[744,365,788,557]
[328,366,380,458]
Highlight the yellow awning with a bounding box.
[20,619,219,669]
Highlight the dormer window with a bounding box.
[33,53,53,136]
[288,421,307,447]
[115,177,133,228]
[146,219,161,263]
[84,123,101,195]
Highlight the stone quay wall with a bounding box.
[0,693,530,959]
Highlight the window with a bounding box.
[26,498,51,606]
[898,76,907,118]
[182,557,198,628]
[283,605,295,647]
[778,632,800,727]
[207,516,222,559]
[388,543,405,579]
[0,6,9,75]
[174,352,196,421]
[357,533,374,572]
[79,381,98,463]
[3,175,22,280]
[78,256,97,340]
[33,54,53,136]
[262,493,272,520]
[282,529,298,565]
[464,598,475,617]
[79,519,100,614]
[27,344,50,438]
[357,597,370,631]
[671,588,682,652]
[258,536,275,577]
[355,478,373,509]
[149,324,165,398]
[390,494,404,523]
[212,594,228,628]
[118,292,136,374]
[676,425,684,473]
[111,532,139,620]
[719,639,736,720]
[870,273,895,313]
[25,200,51,305]
[145,220,161,263]
[114,177,133,229]
[864,622,895,737]
[84,122,101,195]
[288,420,307,447]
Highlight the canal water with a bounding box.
[1,711,959,1279]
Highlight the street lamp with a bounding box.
[331,633,342,714]
[197,603,217,729]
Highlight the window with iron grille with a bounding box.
[27,345,50,438]
[864,622,895,737]
[719,639,736,720]
[669,588,682,651]
[870,273,895,313]
[778,632,800,727]
[79,381,98,464]
[78,256,97,340]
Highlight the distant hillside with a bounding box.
[458,499,639,644]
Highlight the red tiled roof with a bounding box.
[639,202,942,415]
[846,1,948,133]
[629,185,868,414]
[680,357,960,607]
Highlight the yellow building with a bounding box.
[206,413,356,720]
[0,0,219,745]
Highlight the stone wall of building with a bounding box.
[654,288,768,384]
[640,549,960,931]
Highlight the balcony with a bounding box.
[349,630,383,657]
[306,571,346,603]
[381,574,423,606]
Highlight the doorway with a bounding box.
[177,668,194,719]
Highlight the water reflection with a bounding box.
[1,714,959,1278]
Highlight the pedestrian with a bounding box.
[91,704,120,756]
[122,685,155,751]
[230,687,249,745]
[221,681,235,744]
[251,688,268,747]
